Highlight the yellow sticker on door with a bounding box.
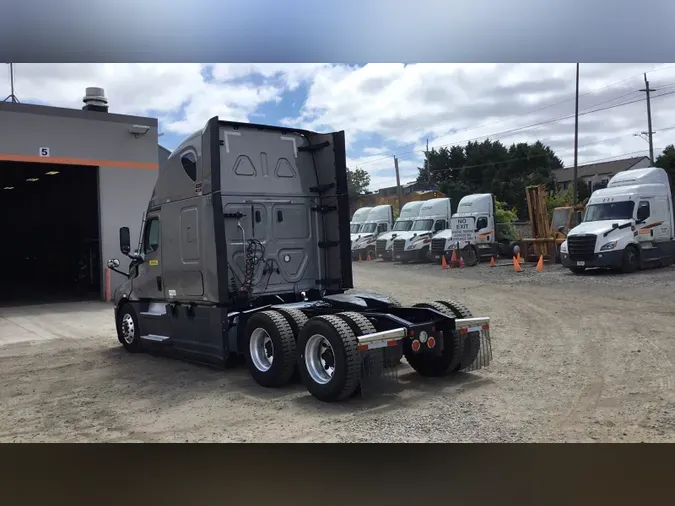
[149,259,159,266]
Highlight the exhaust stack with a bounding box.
[82,87,109,113]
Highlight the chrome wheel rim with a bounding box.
[305,334,336,385]
[250,328,274,372]
[121,313,135,344]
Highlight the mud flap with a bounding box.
[355,348,401,398]
[457,324,493,372]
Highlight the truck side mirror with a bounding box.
[557,226,565,234]
[119,227,131,255]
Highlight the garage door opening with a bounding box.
[0,161,101,306]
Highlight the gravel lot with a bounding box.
[1,260,674,442]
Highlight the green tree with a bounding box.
[495,200,518,241]
[545,182,590,217]
[346,167,371,195]
[416,138,563,216]
[654,144,675,194]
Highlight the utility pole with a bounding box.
[639,73,656,162]
[3,63,20,103]
[394,156,402,215]
[573,63,580,207]
[426,139,430,185]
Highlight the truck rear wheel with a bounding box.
[244,310,297,388]
[275,308,309,382]
[404,302,462,377]
[297,315,361,402]
[335,312,384,393]
[378,296,404,367]
[435,300,480,371]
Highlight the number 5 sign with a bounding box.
[39,147,50,157]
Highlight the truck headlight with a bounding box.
[560,241,568,254]
[600,241,617,251]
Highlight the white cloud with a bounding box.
[211,63,332,90]
[1,63,283,135]
[4,63,675,192]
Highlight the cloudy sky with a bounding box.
[3,63,675,190]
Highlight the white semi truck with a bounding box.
[350,206,372,241]
[392,198,452,263]
[375,201,426,261]
[434,193,517,264]
[560,166,675,274]
[350,204,394,260]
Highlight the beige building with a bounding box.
[554,156,651,193]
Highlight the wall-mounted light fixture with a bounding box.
[3,186,14,190]
[129,124,150,138]
[26,177,39,182]
[45,170,59,176]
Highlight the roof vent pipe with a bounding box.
[83,87,109,112]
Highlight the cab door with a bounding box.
[636,200,654,244]
[475,215,492,243]
[134,212,164,300]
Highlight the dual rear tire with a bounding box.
[243,300,482,401]
[404,300,480,377]
[244,309,382,402]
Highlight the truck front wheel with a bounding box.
[297,315,361,402]
[117,304,142,353]
[244,310,297,388]
[621,246,640,273]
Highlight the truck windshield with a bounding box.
[350,224,361,233]
[392,220,413,231]
[584,201,635,222]
[411,219,434,231]
[360,223,377,234]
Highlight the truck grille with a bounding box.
[393,239,406,254]
[431,238,446,254]
[376,239,388,255]
[568,234,597,260]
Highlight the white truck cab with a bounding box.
[351,205,394,260]
[350,206,373,243]
[392,198,451,263]
[375,200,426,261]
[560,166,675,274]
[440,193,515,264]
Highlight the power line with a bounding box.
[361,127,674,184]
[381,88,675,166]
[353,64,675,167]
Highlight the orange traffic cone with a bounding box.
[517,251,521,264]
[536,255,544,272]
[441,254,449,269]
[459,256,465,268]
[489,256,496,267]
[450,249,458,268]
[358,255,362,262]
[513,256,523,272]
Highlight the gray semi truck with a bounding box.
[106,116,492,402]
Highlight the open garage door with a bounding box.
[0,161,101,306]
